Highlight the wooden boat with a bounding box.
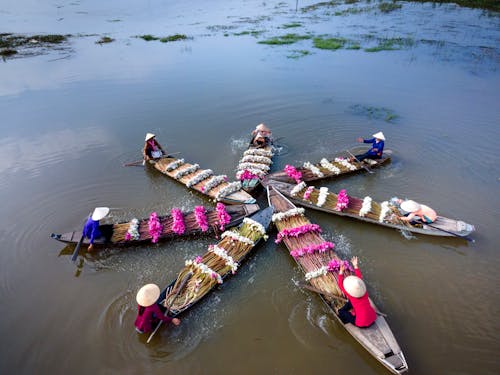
[262,148,390,185]
[269,180,475,238]
[267,185,408,374]
[51,204,260,247]
[149,156,256,205]
[235,140,274,192]
[153,206,274,330]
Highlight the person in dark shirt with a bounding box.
[82,207,109,251]
[134,284,180,334]
[143,133,166,161]
[353,131,385,162]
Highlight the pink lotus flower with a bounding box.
[303,186,314,200]
[238,170,259,181]
[148,212,163,243]
[290,241,335,259]
[284,164,302,184]
[171,208,185,235]
[125,232,131,241]
[327,259,354,273]
[335,189,349,211]
[275,224,322,243]
[194,206,209,232]
[195,256,203,263]
[216,203,231,231]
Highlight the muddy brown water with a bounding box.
[0,1,499,374]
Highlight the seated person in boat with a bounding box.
[143,133,166,161]
[337,256,377,328]
[353,131,385,162]
[398,200,437,224]
[251,123,272,147]
[82,207,109,251]
[134,284,180,334]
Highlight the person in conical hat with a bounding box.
[337,256,377,328]
[143,132,166,162]
[134,283,181,334]
[82,207,110,251]
[352,131,386,162]
[251,123,273,147]
[398,200,437,224]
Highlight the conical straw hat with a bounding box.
[400,200,420,213]
[136,284,161,307]
[145,133,155,141]
[91,207,110,221]
[372,131,385,141]
[343,275,367,298]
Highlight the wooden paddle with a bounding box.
[345,150,374,174]
[71,213,91,262]
[297,281,388,317]
[123,152,181,167]
[146,272,193,344]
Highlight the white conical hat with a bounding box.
[136,284,161,307]
[372,131,385,141]
[91,207,110,221]
[256,123,270,132]
[343,275,367,298]
[400,200,421,213]
[145,133,155,141]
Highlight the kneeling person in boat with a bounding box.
[143,133,166,162]
[82,207,109,251]
[135,284,180,334]
[353,131,385,162]
[337,256,377,328]
[398,200,437,224]
[251,123,272,147]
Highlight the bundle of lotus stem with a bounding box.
[164,221,266,313]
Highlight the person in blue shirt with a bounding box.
[353,131,385,162]
[82,207,109,251]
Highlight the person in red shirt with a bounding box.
[337,256,377,328]
[134,283,180,334]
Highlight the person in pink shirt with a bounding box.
[134,284,180,334]
[398,200,437,224]
[337,256,377,328]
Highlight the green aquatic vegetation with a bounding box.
[287,49,312,59]
[107,19,122,23]
[160,34,188,42]
[281,22,303,29]
[207,25,238,32]
[138,34,159,41]
[0,49,17,56]
[233,30,264,37]
[31,34,67,43]
[302,1,340,12]
[378,2,402,12]
[313,37,346,50]
[402,0,499,12]
[344,0,359,4]
[0,33,69,48]
[346,44,361,50]
[334,6,372,15]
[350,104,399,123]
[258,33,312,45]
[364,37,414,52]
[96,36,114,44]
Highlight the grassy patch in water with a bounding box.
[350,104,399,123]
[403,0,499,12]
[233,30,264,37]
[313,37,346,50]
[378,2,402,12]
[96,36,114,44]
[258,33,311,45]
[160,34,188,42]
[137,34,159,41]
[364,37,414,52]
[287,49,312,59]
[346,43,361,50]
[302,1,340,12]
[281,22,303,29]
[335,6,372,15]
[0,49,17,56]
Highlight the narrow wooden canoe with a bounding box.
[262,149,390,185]
[267,186,408,374]
[269,180,475,238]
[51,204,260,247]
[236,141,274,192]
[149,156,256,205]
[151,206,274,333]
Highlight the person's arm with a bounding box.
[143,143,150,161]
[338,264,347,295]
[156,140,165,154]
[151,304,172,323]
[363,138,375,144]
[351,256,362,279]
[399,213,415,222]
